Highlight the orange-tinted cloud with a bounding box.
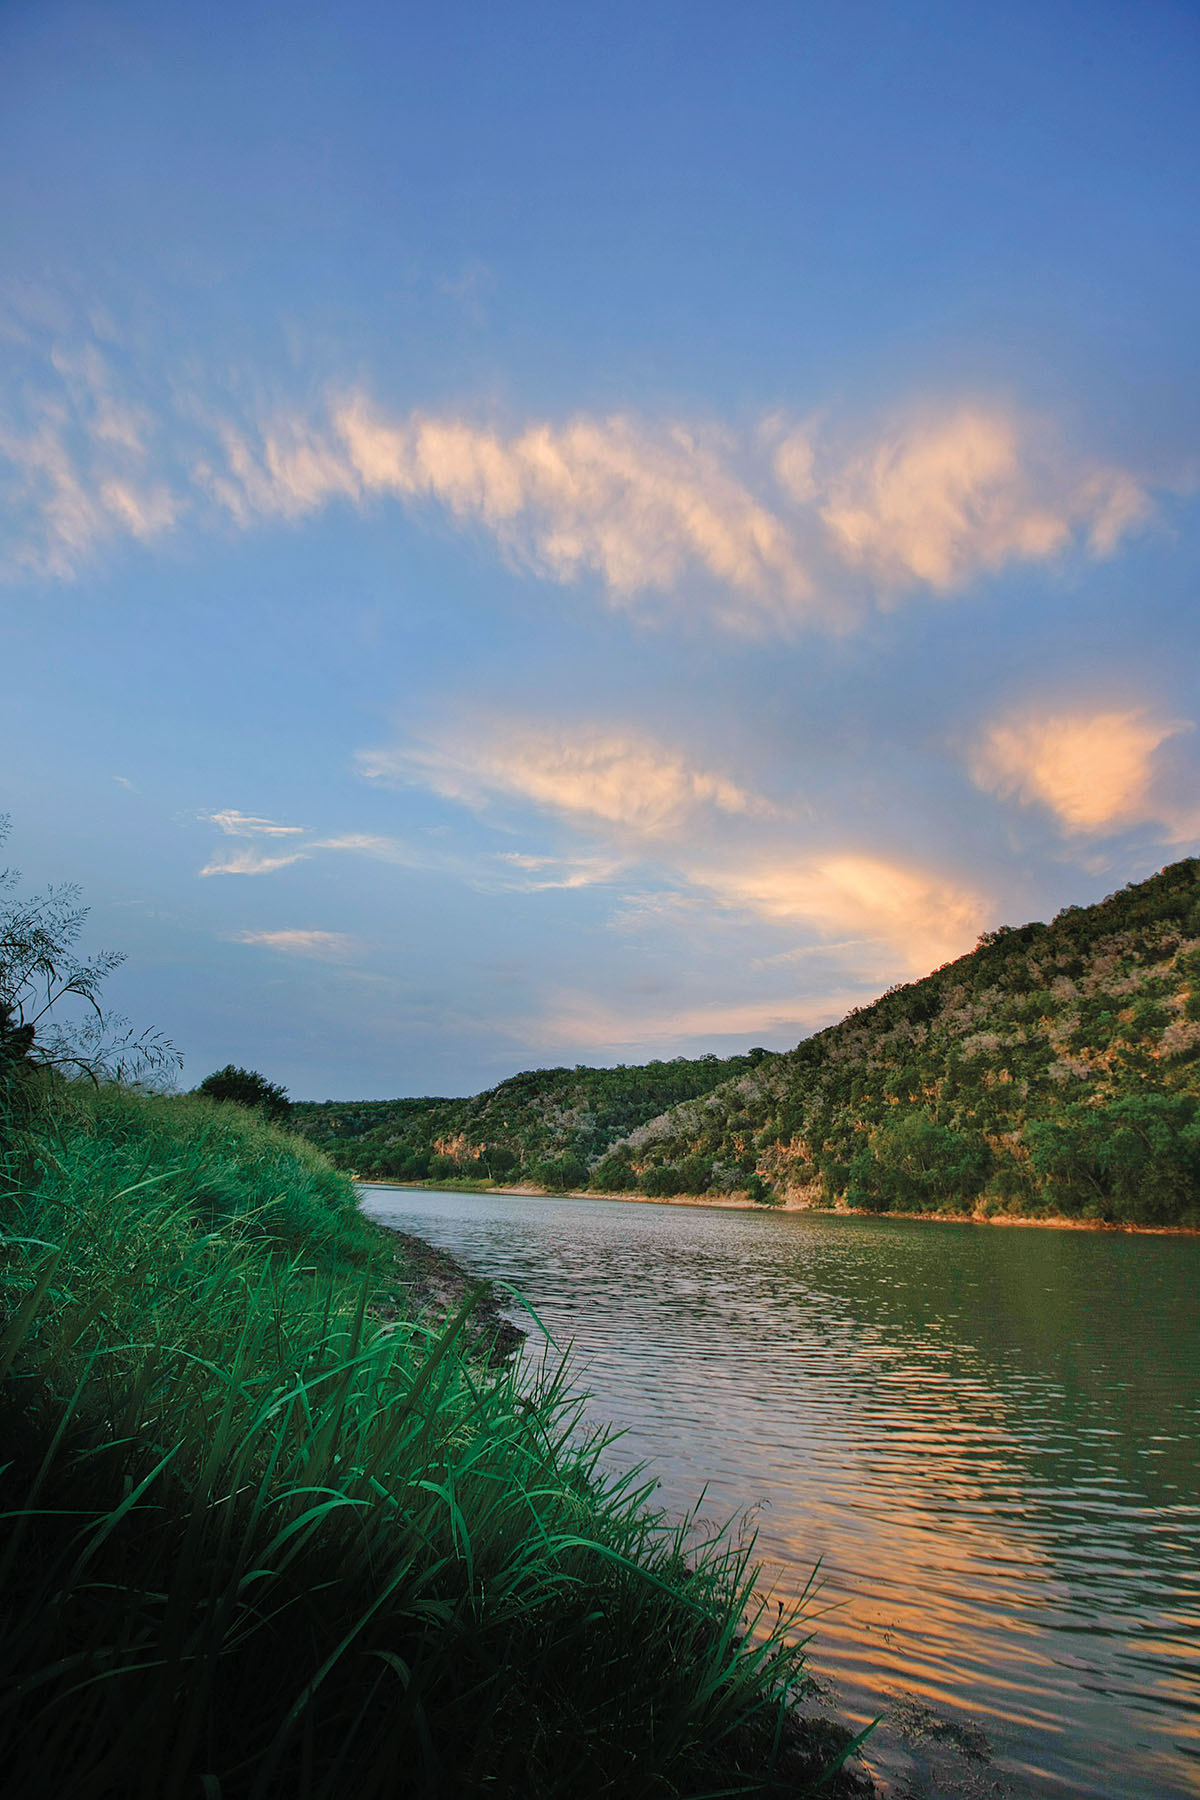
[970,706,1191,834]
[821,407,1151,591]
[334,399,817,628]
[691,852,986,974]
[2,337,1164,635]
[361,724,779,838]
[231,928,357,958]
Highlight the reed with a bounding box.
[0,1082,846,1798]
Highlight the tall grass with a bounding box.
[0,1084,843,1798]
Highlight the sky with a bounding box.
[2,0,1199,1100]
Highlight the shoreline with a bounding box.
[369,1221,526,1362]
[357,1178,1199,1236]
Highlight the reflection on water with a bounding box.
[362,1188,1200,1799]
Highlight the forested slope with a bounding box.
[296,858,1200,1226]
[617,857,1200,1225]
[291,1050,773,1187]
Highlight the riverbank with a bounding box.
[371,1221,526,1362]
[1,1081,876,1799]
[358,1177,1200,1234]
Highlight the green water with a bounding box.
[364,1188,1200,1798]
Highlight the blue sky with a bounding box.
[2,0,1198,1098]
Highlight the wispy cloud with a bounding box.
[332,400,817,629]
[379,716,989,979]
[198,808,312,876]
[820,407,1151,592]
[362,724,781,837]
[0,339,179,578]
[203,809,308,837]
[0,326,1163,629]
[196,808,486,882]
[231,928,358,958]
[312,831,425,862]
[205,394,1155,627]
[970,704,1196,838]
[492,850,624,891]
[200,847,307,877]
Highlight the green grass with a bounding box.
[0,1083,843,1798]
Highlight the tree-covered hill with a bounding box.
[614,857,1200,1226]
[290,1049,774,1189]
[295,857,1200,1226]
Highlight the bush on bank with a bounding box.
[0,1079,848,1799]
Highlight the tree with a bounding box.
[1024,1094,1200,1226]
[0,817,180,1089]
[196,1065,291,1124]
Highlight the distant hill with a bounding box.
[294,858,1200,1227]
[290,1050,774,1190]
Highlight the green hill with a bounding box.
[296,856,1200,1227]
[291,1049,774,1189]
[614,856,1200,1226]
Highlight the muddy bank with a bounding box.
[370,1222,526,1364]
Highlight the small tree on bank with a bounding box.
[0,817,180,1091]
[197,1064,291,1124]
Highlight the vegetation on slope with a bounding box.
[1,1076,859,1798]
[621,858,1200,1225]
[294,859,1200,1227]
[292,1049,774,1190]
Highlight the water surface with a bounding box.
[363,1188,1200,1798]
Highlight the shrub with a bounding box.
[195,1063,292,1123]
[529,1154,588,1192]
[588,1151,635,1191]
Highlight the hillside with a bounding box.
[295,857,1200,1227]
[617,856,1200,1226]
[291,1049,774,1187]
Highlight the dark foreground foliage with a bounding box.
[0,1081,859,1798]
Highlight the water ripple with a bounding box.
[364,1188,1200,1800]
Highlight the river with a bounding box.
[361,1186,1200,1799]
